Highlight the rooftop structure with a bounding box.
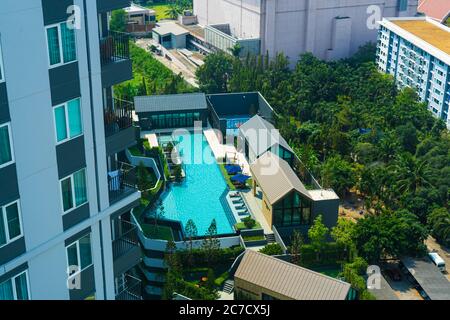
[239,115,293,164]
[234,250,352,300]
[250,152,309,206]
[418,0,450,23]
[401,257,450,300]
[376,17,450,128]
[152,22,190,49]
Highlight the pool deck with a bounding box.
[203,128,251,175]
[241,189,272,234]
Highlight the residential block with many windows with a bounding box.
[376,17,450,128]
[0,0,142,300]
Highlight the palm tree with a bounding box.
[392,154,431,195]
[428,208,450,246]
[228,43,243,58]
[165,4,182,20]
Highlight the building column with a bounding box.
[305,0,317,54]
[263,0,276,57]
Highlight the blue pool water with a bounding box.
[158,132,235,236]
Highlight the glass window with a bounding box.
[0,40,4,82]
[46,26,61,66]
[46,22,77,67]
[5,202,21,239]
[61,176,73,212]
[60,168,88,214]
[66,234,92,278]
[0,271,29,300]
[0,124,13,167]
[0,201,22,247]
[53,98,82,143]
[79,234,92,269]
[73,169,87,206]
[60,22,76,63]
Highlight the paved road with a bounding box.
[134,39,199,88]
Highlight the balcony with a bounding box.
[115,274,142,301]
[104,99,136,156]
[108,161,139,205]
[100,31,133,88]
[112,220,142,276]
[97,0,131,14]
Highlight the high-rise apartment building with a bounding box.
[376,17,450,128]
[0,0,142,300]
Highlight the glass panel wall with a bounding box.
[149,112,202,129]
[273,192,311,227]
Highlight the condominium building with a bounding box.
[0,0,142,300]
[193,0,418,63]
[376,17,450,128]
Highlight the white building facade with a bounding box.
[193,0,418,63]
[376,17,450,128]
[0,0,142,300]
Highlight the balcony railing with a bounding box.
[115,274,142,301]
[104,98,134,137]
[100,31,130,66]
[112,220,139,260]
[108,161,138,204]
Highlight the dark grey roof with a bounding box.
[239,115,293,157]
[235,250,351,300]
[401,257,450,300]
[134,93,207,113]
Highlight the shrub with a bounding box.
[242,217,256,229]
[259,243,283,256]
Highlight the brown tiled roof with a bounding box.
[235,250,351,300]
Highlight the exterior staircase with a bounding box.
[265,233,276,243]
[223,280,235,294]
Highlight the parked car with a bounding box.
[384,269,402,281]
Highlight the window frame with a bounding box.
[0,270,30,300]
[65,234,93,282]
[59,168,88,215]
[0,122,15,169]
[52,98,83,145]
[0,38,5,83]
[45,22,78,69]
[0,200,23,248]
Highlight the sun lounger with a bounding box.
[235,204,247,210]
[230,192,241,198]
[232,199,244,204]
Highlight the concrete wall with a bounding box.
[194,0,418,65]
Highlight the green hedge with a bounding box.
[298,243,347,267]
[177,246,244,267]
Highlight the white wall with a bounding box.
[195,0,418,64]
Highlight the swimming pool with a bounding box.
[157,131,235,236]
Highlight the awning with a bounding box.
[225,164,242,174]
[231,173,251,184]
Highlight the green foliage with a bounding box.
[308,215,329,252]
[259,243,283,256]
[173,164,183,182]
[201,219,221,266]
[321,155,355,197]
[427,207,450,246]
[196,45,450,262]
[353,210,428,263]
[242,217,256,229]
[115,43,194,100]
[137,162,152,192]
[289,230,303,265]
[109,9,127,32]
[341,257,376,300]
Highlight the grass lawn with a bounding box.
[242,235,266,242]
[141,223,174,241]
[146,3,173,21]
[310,266,342,279]
[219,164,237,190]
[446,17,450,27]
[235,221,262,230]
